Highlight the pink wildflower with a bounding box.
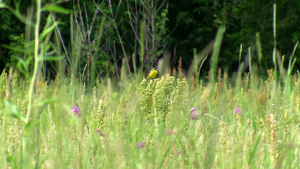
[136,142,146,149]
[190,107,199,120]
[97,129,106,137]
[165,129,173,135]
[236,108,241,115]
[177,150,182,156]
[72,106,80,116]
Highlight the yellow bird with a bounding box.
[146,68,158,82]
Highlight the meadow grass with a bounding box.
[1,68,300,169]
[1,1,300,168]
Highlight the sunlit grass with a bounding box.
[1,69,300,168]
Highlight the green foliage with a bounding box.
[41,4,71,14]
[167,0,300,75]
[4,99,25,123]
[1,68,300,168]
[1,0,300,80]
[1,2,300,168]
[3,33,33,78]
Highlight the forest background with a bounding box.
[0,0,300,83]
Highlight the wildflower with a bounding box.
[236,108,241,115]
[177,150,182,156]
[97,129,106,137]
[165,129,173,135]
[72,106,80,116]
[136,142,145,149]
[190,107,199,120]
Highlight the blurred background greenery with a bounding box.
[1,0,299,84]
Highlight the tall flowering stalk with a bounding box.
[96,99,105,132]
[153,74,174,130]
[166,77,188,129]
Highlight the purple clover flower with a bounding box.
[177,150,182,156]
[236,108,241,115]
[72,106,80,116]
[191,107,196,112]
[165,129,173,135]
[136,142,145,149]
[97,129,106,137]
[190,107,199,120]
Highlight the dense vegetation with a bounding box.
[1,69,300,168]
[0,0,300,168]
[0,0,299,82]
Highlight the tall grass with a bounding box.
[1,67,300,168]
[1,1,300,169]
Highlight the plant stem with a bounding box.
[27,0,40,123]
[272,3,277,80]
[24,0,41,167]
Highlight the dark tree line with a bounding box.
[0,0,299,81]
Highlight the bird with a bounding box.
[146,67,158,82]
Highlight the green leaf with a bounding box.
[4,100,20,118]
[14,10,26,23]
[17,59,29,74]
[39,56,65,61]
[0,44,26,53]
[45,49,56,56]
[25,119,39,130]
[44,43,52,52]
[248,132,261,164]
[40,21,59,41]
[6,154,18,169]
[0,2,8,8]
[4,99,26,123]
[42,4,71,14]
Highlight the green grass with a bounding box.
[1,69,300,168]
[1,1,300,168]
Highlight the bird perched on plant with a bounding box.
[146,67,158,82]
